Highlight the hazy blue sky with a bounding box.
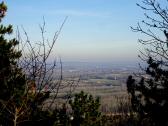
[3,0,147,63]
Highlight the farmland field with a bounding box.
[46,62,138,113]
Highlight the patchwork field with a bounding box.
[47,67,134,114]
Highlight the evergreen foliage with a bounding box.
[127,0,168,125]
[0,1,25,101]
[69,91,101,126]
[0,1,26,125]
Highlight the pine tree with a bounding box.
[127,0,168,125]
[69,91,101,126]
[0,1,26,125]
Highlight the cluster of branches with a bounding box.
[132,0,168,64]
[0,1,79,125]
[127,0,168,125]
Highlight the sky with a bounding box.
[3,0,147,63]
